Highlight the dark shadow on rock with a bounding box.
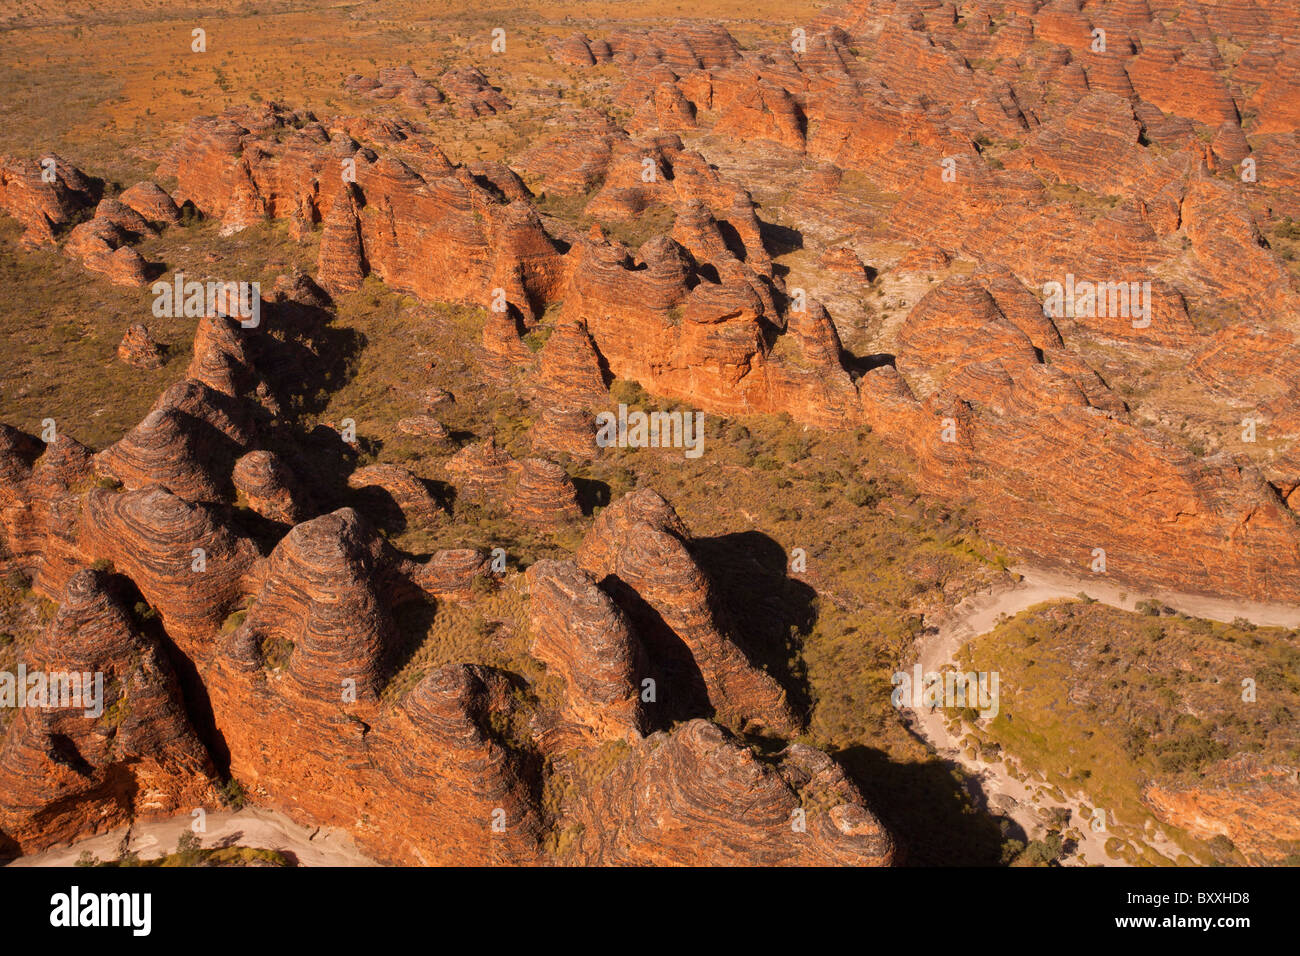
[844,351,896,380]
[572,476,610,516]
[48,733,94,776]
[269,424,362,518]
[693,262,720,285]
[109,573,230,778]
[348,485,409,534]
[691,530,815,717]
[759,219,803,257]
[165,410,246,503]
[249,308,366,421]
[385,596,437,690]
[833,744,1022,866]
[0,828,19,862]
[596,573,712,730]
[716,218,749,263]
[422,477,457,514]
[224,505,291,557]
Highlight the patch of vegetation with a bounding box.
[1274,218,1300,242]
[584,202,678,250]
[220,778,248,810]
[259,635,294,671]
[522,324,553,353]
[78,831,289,867]
[957,601,1300,862]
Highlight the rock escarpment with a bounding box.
[1145,756,1300,865]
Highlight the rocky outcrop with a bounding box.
[534,318,609,408]
[0,432,94,598]
[63,217,151,286]
[344,66,510,117]
[165,106,565,319]
[317,184,366,295]
[561,23,742,72]
[512,459,581,527]
[526,559,646,740]
[819,245,869,277]
[0,569,220,853]
[228,508,405,701]
[364,664,543,864]
[232,450,313,525]
[411,548,490,602]
[347,463,442,527]
[118,181,181,225]
[93,197,153,237]
[396,415,451,445]
[117,323,165,369]
[193,504,546,865]
[79,486,257,656]
[550,230,855,428]
[186,314,254,399]
[578,489,798,735]
[530,405,599,461]
[7,0,1300,869]
[444,440,580,527]
[443,438,516,502]
[572,719,894,866]
[92,399,240,503]
[0,154,98,247]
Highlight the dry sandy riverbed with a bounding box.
[8,806,378,867]
[906,565,1300,866]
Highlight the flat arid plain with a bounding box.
[0,0,1298,869]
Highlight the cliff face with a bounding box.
[1145,756,1300,864]
[164,105,567,320]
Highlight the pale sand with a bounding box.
[8,806,379,867]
